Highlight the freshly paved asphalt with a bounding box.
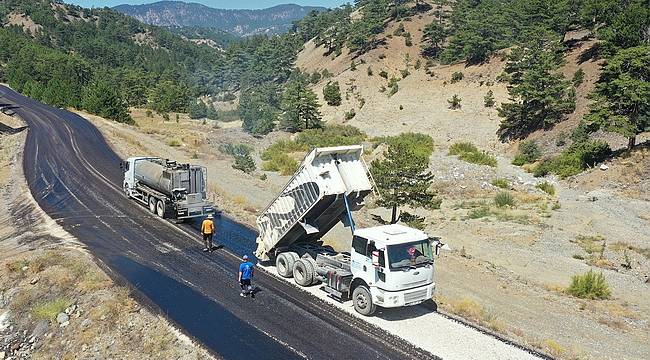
[0,86,440,360]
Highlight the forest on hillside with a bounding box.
[0,0,647,153]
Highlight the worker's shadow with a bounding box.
[374,300,438,321]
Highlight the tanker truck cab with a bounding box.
[350,224,437,314]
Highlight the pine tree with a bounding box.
[189,100,208,119]
[206,102,218,120]
[281,80,322,132]
[240,83,279,135]
[82,79,133,124]
[323,81,342,106]
[371,141,435,224]
[484,90,495,107]
[586,46,650,149]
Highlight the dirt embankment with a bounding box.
[0,113,213,360]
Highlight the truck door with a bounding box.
[351,236,377,285]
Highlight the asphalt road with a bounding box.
[0,86,440,360]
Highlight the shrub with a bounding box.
[451,71,464,83]
[572,68,585,87]
[414,59,422,70]
[375,132,434,158]
[323,81,342,106]
[310,71,322,84]
[448,142,478,155]
[388,84,399,97]
[367,66,373,76]
[146,109,152,117]
[512,140,541,166]
[555,132,568,146]
[449,141,496,167]
[448,94,462,109]
[405,34,413,47]
[344,109,356,120]
[400,69,410,78]
[350,61,357,71]
[378,53,386,59]
[467,206,490,219]
[399,105,404,110]
[321,69,332,78]
[566,270,611,300]
[33,298,70,321]
[166,139,181,147]
[219,143,253,157]
[494,191,514,207]
[232,153,256,174]
[534,140,611,178]
[484,90,495,107]
[536,181,555,195]
[296,125,366,148]
[379,70,388,79]
[491,178,509,189]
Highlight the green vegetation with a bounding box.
[448,94,462,110]
[261,125,367,175]
[219,143,256,174]
[280,77,322,132]
[33,298,70,321]
[399,212,426,230]
[536,182,556,196]
[566,270,611,300]
[534,140,611,178]
[572,68,585,87]
[512,140,541,166]
[491,178,509,189]
[344,109,356,120]
[484,90,495,108]
[585,46,650,149]
[448,142,497,167]
[450,72,464,83]
[239,83,280,135]
[323,81,342,106]
[494,191,515,208]
[166,139,181,147]
[371,133,437,223]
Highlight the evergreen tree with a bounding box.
[82,79,133,124]
[421,21,446,58]
[206,102,219,120]
[586,46,650,149]
[484,90,495,107]
[148,81,191,113]
[189,100,208,119]
[281,80,322,132]
[497,38,575,140]
[323,81,342,106]
[371,141,435,224]
[240,83,279,135]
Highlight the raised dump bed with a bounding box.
[255,145,373,260]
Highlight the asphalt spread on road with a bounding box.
[1,86,440,360]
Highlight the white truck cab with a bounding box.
[351,224,436,311]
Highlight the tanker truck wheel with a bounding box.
[276,253,295,278]
[148,196,157,213]
[293,259,314,286]
[156,200,166,218]
[353,285,376,316]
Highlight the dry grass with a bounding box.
[542,339,565,358]
[572,234,605,255]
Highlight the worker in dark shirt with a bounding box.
[238,255,255,298]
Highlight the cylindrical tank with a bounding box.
[134,160,175,196]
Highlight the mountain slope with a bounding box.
[114,1,325,36]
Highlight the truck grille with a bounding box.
[404,288,428,303]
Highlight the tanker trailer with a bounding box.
[121,157,214,219]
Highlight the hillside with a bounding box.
[114,1,326,36]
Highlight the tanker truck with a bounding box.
[256,145,445,316]
[121,157,214,220]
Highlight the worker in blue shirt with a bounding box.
[238,255,255,298]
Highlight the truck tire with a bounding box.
[123,184,131,198]
[148,196,157,213]
[276,253,294,278]
[293,259,314,287]
[352,285,376,316]
[156,199,166,218]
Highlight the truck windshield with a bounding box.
[387,240,433,269]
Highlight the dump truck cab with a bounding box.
[351,224,437,310]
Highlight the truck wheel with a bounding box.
[276,253,294,278]
[148,196,157,213]
[123,184,131,198]
[156,200,166,218]
[352,286,376,316]
[293,259,314,287]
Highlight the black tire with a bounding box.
[352,285,376,316]
[148,196,156,213]
[276,253,294,278]
[156,199,166,218]
[293,259,314,287]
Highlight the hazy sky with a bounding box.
[66,0,349,10]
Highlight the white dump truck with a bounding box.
[256,145,444,316]
[121,157,214,220]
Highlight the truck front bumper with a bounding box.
[370,283,435,308]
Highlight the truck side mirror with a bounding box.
[119,162,124,170]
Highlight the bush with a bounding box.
[400,69,410,78]
[468,206,490,219]
[491,178,509,189]
[297,125,366,148]
[536,181,555,195]
[449,142,496,167]
[448,94,462,109]
[350,61,357,71]
[534,140,611,178]
[566,270,611,300]
[494,191,514,207]
[512,140,541,166]
[323,81,342,106]
[572,68,585,87]
[451,71,464,83]
[344,109,356,120]
[375,132,434,158]
[166,139,181,147]
[219,143,253,157]
[310,71,322,84]
[379,70,388,79]
[388,84,399,97]
[484,90,495,107]
[367,66,373,76]
[232,153,256,173]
